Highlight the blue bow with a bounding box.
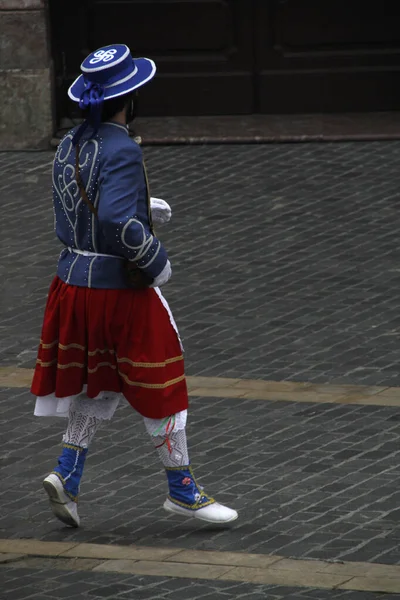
[72,80,105,146]
[78,81,105,112]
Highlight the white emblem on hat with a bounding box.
[89,49,118,65]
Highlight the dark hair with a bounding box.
[101,92,134,122]
[81,91,134,123]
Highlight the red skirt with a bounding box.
[31,277,188,419]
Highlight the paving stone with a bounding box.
[224,566,348,588]
[164,549,282,568]
[61,542,181,561]
[339,575,400,593]
[93,558,233,579]
[0,540,78,555]
[0,552,25,563]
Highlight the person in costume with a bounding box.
[31,44,238,528]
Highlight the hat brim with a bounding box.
[68,57,156,102]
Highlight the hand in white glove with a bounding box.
[151,260,172,288]
[150,197,172,225]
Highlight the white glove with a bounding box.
[151,260,172,288]
[150,197,172,225]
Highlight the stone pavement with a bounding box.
[3,142,400,385]
[2,142,400,598]
[4,538,400,595]
[5,367,400,406]
[2,386,400,561]
[3,564,398,600]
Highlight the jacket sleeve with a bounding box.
[97,143,168,279]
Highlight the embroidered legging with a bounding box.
[63,393,189,467]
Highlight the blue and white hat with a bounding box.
[69,44,156,144]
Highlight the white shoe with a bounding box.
[164,498,238,524]
[43,474,80,528]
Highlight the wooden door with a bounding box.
[50,0,400,121]
[49,0,91,125]
[86,0,255,115]
[255,0,400,113]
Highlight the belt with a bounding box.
[67,247,125,260]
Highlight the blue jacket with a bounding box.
[53,121,168,288]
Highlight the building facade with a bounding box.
[0,0,52,149]
[2,0,400,149]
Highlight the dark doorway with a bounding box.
[49,0,400,126]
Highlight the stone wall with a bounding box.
[0,0,53,149]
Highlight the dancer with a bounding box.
[31,44,238,528]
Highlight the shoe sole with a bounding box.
[43,478,79,528]
[163,500,238,524]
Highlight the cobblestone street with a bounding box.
[2,141,400,599]
[3,143,400,385]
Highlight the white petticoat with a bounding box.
[34,287,184,420]
[34,389,121,419]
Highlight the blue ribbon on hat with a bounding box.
[79,80,105,112]
[72,80,105,146]
[71,55,136,146]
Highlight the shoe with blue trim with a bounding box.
[163,466,238,524]
[43,443,88,528]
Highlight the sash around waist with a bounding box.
[67,247,125,260]
[58,247,131,289]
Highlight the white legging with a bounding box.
[63,394,189,467]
